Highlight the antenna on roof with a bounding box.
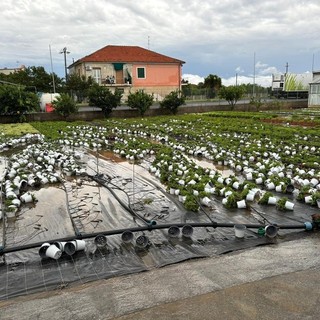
[285,62,289,74]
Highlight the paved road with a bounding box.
[1,233,319,320]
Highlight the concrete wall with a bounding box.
[0,99,308,124]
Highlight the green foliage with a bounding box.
[218,85,245,110]
[0,66,62,93]
[66,74,94,102]
[52,93,78,119]
[184,194,199,212]
[258,192,273,205]
[276,197,289,211]
[0,84,39,118]
[203,74,222,98]
[249,97,263,111]
[88,85,122,117]
[127,90,153,116]
[160,91,185,114]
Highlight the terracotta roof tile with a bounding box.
[77,45,185,64]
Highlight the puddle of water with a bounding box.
[192,157,235,178]
[96,150,126,163]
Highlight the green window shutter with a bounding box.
[137,68,145,78]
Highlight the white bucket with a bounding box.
[74,239,86,251]
[285,201,294,210]
[53,241,67,251]
[232,181,240,190]
[39,242,50,258]
[267,196,277,205]
[266,182,275,190]
[45,244,62,260]
[246,192,255,201]
[275,185,283,192]
[305,195,313,204]
[255,177,263,185]
[201,196,211,207]
[64,242,76,255]
[21,193,33,203]
[236,200,246,209]
[234,224,246,238]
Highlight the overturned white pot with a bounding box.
[236,200,246,209]
[201,196,211,207]
[20,192,34,203]
[267,196,277,205]
[46,244,62,260]
[285,201,294,210]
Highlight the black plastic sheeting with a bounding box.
[0,152,318,301]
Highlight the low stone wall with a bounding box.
[0,99,308,123]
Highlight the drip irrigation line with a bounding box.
[60,180,82,237]
[0,221,311,255]
[196,198,217,225]
[89,174,153,227]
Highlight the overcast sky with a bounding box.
[1,0,320,87]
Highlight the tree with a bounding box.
[88,84,122,117]
[218,85,244,110]
[0,84,39,120]
[160,91,185,114]
[66,74,94,102]
[52,93,78,119]
[0,66,63,93]
[127,90,153,116]
[203,74,222,98]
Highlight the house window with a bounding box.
[311,84,320,94]
[137,67,146,79]
[92,68,101,84]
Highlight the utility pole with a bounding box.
[60,47,70,81]
[252,52,256,97]
[285,62,289,74]
[49,44,56,93]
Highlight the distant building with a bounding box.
[0,65,26,75]
[271,73,312,99]
[68,45,185,101]
[308,71,320,107]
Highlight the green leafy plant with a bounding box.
[160,91,185,115]
[276,197,289,211]
[88,85,122,117]
[258,192,273,205]
[52,93,78,119]
[127,90,153,116]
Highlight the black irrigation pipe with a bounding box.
[0,221,312,255]
[90,174,154,226]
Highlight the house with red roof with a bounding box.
[68,45,185,101]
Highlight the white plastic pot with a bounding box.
[304,195,313,204]
[234,224,246,238]
[21,193,33,203]
[266,182,275,190]
[236,200,246,209]
[246,192,255,202]
[285,201,294,210]
[201,197,211,206]
[267,196,277,205]
[46,244,62,260]
[39,242,50,258]
[232,181,240,190]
